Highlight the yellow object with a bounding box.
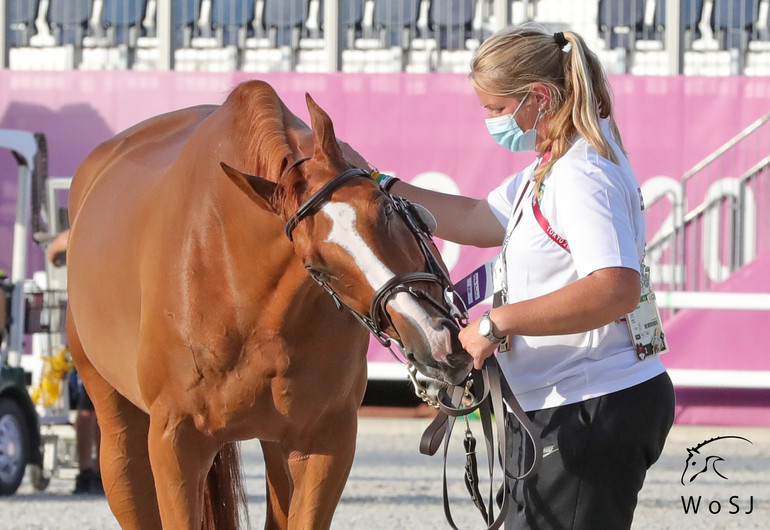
[31,349,74,407]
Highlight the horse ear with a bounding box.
[305,93,344,163]
[220,162,279,214]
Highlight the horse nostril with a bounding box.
[434,317,459,332]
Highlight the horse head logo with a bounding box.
[681,436,752,485]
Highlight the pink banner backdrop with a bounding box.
[1,72,769,425]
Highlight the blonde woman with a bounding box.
[375,24,674,529]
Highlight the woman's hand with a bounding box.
[459,315,501,370]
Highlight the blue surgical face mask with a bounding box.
[485,93,541,153]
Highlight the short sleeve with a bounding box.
[487,169,530,228]
[552,161,641,278]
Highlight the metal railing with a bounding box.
[646,112,770,300]
[643,113,770,390]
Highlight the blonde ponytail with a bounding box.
[470,24,625,193]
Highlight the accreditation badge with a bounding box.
[625,264,668,360]
[453,255,511,352]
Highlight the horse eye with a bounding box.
[384,203,394,216]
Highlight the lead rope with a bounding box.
[420,357,541,530]
[463,405,489,522]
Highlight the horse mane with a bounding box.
[222,80,309,215]
[688,435,753,453]
[222,80,296,184]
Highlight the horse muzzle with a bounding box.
[390,309,473,385]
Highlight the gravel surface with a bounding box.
[1,415,767,529]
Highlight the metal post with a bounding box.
[493,0,508,31]
[665,0,683,75]
[157,0,172,70]
[0,130,45,367]
[10,178,30,369]
[0,0,7,69]
[7,165,29,367]
[672,184,685,290]
[45,177,72,292]
[324,0,340,72]
[667,0,684,287]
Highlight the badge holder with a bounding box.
[491,256,511,352]
[624,264,668,360]
[452,254,511,352]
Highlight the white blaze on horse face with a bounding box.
[321,202,452,362]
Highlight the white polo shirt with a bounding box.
[486,121,666,412]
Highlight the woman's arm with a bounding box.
[337,139,505,247]
[387,180,505,247]
[459,266,641,369]
[336,141,505,247]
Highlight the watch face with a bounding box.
[479,317,492,336]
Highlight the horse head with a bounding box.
[681,448,712,484]
[680,436,752,484]
[220,93,473,385]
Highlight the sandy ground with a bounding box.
[1,412,767,529]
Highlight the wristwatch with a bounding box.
[478,310,504,344]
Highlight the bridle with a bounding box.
[282,158,541,530]
[283,158,468,353]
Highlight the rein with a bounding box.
[419,357,542,530]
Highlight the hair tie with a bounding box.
[554,32,568,49]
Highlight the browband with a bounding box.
[284,167,372,240]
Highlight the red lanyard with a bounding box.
[532,196,570,253]
[532,151,572,254]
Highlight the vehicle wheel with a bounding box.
[0,398,29,495]
[28,464,49,492]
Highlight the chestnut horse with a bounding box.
[65,80,472,529]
